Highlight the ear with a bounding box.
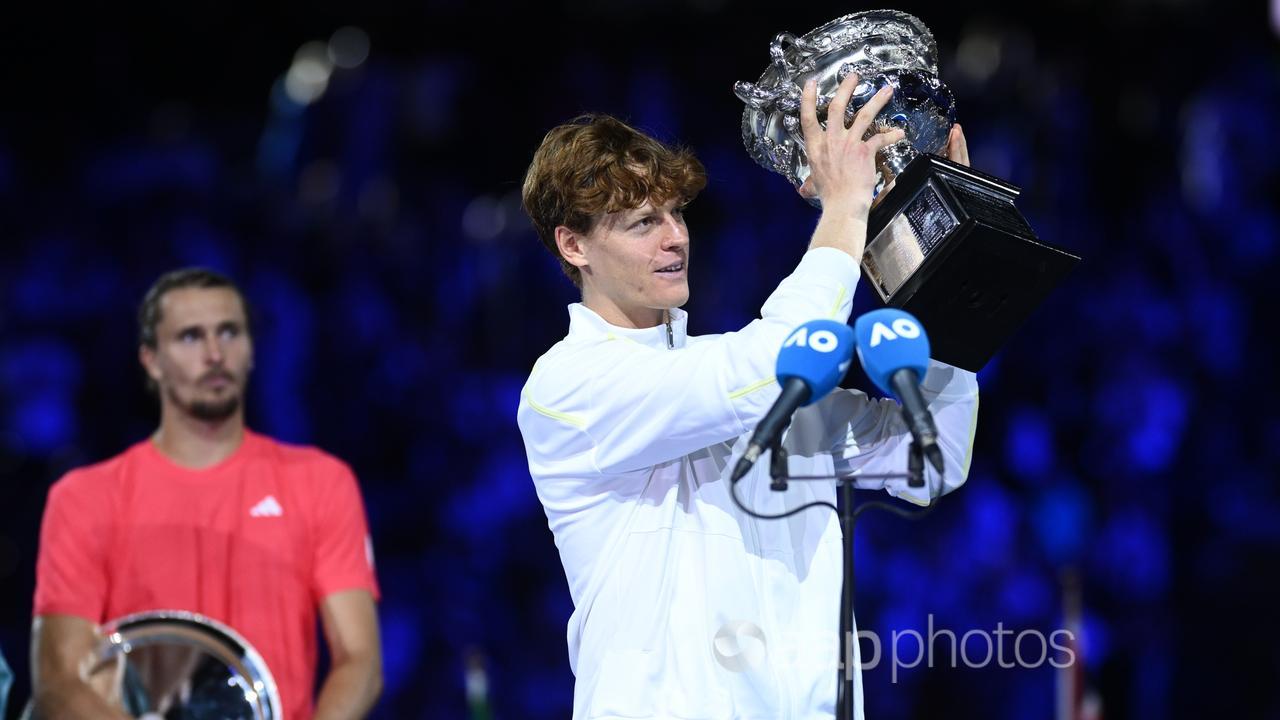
[554,226,591,271]
[139,345,163,383]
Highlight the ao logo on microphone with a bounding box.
[783,326,841,353]
[867,317,922,347]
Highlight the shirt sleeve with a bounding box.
[822,360,980,505]
[33,472,110,622]
[519,247,862,476]
[311,461,381,603]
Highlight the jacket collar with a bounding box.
[566,303,689,350]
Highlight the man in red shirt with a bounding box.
[30,268,383,719]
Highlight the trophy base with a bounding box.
[856,154,1081,373]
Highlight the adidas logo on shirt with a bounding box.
[249,495,284,518]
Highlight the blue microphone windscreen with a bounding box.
[853,309,931,397]
[775,319,855,406]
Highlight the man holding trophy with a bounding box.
[516,10,995,718]
[29,268,383,719]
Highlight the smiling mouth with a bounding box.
[655,262,685,274]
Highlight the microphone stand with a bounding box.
[839,462,858,719]
[745,440,930,720]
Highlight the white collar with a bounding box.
[566,303,689,350]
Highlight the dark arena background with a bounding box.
[2,1,1279,718]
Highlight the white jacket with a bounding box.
[517,247,980,719]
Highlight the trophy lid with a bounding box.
[772,10,939,78]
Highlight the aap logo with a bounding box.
[867,317,921,347]
[712,620,768,673]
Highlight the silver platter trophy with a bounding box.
[24,610,282,720]
[735,9,1080,371]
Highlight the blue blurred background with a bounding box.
[1,1,1278,718]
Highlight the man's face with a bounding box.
[141,287,253,423]
[579,197,690,321]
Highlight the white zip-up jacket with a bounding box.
[517,247,980,719]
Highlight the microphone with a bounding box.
[853,309,945,476]
[730,319,854,482]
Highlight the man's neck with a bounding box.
[152,411,246,470]
[581,289,664,329]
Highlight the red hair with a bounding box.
[521,115,707,287]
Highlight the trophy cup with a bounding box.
[735,9,1080,371]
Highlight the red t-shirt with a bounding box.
[33,429,380,720]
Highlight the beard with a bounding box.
[167,384,242,422]
[189,396,241,422]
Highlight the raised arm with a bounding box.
[822,362,980,504]
[800,71,907,261]
[520,247,857,475]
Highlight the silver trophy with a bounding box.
[23,610,282,720]
[736,10,1079,371]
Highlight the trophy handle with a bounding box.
[733,80,775,110]
[769,32,821,75]
[769,32,798,73]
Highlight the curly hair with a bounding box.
[521,115,707,287]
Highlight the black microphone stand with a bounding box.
[741,438,931,720]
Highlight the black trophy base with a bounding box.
[855,153,1081,373]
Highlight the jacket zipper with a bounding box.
[739,474,793,719]
[745,511,774,706]
[665,310,674,349]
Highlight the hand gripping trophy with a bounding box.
[21,611,281,720]
[736,9,1080,371]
